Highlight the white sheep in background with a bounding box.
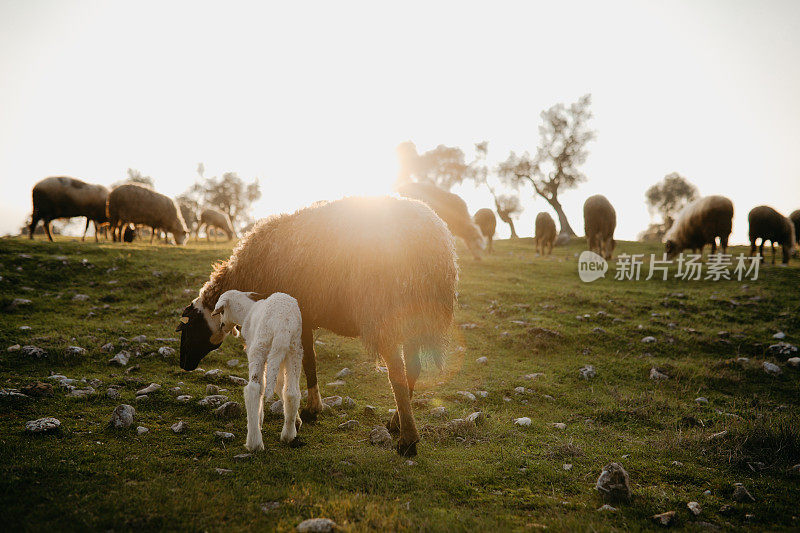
[212,290,303,451]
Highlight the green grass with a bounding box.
[1,235,799,531]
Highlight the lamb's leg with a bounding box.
[299,326,323,422]
[244,357,267,452]
[281,355,303,446]
[388,340,421,434]
[43,220,53,242]
[28,215,40,239]
[383,345,419,457]
[721,235,729,254]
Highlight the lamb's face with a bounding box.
[174,230,188,245]
[176,298,223,370]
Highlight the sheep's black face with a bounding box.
[176,302,222,370]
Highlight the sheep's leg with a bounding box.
[82,218,90,242]
[488,236,493,253]
[771,242,776,265]
[299,326,323,422]
[28,215,40,239]
[721,235,728,254]
[281,354,303,446]
[43,220,54,242]
[711,238,717,255]
[93,221,100,243]
[388,341,421,434]
[759,240,765,261]
[244,357,267,452]
[383,345,419,457]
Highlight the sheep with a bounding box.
[179,202,198,235]
[790,210,800,246]
[107,184,189,244]
[197,208,237,241]
[664,195,733,258]
[748,205,796,265]
[534,212,557,256]
[211,290,303,450]
[583,195,617,260]
[28,176,109,242]
[176,196,458,457]
[396,181,486,260]
[473,208,497,253]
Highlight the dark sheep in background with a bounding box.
[107,184,189,244]
[175,196,458,457]
[534,212,557,256]
[473,208,497,253]
[397,181,486,260]
[790,210,800,245]
[198,208,236,241]
[28,176,109,242]
[179,203,198,235]
[748,205,796,264]
[664,195,733,257]
[583,195,617,259]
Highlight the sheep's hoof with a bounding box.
[386,413,401,434]
[289,437,306,448]
[299,408,318,423]
[396,440,418,457]
[295,417,302,430]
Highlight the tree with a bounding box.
[113,168,155,189]
[645,172,698,229]
[199,171,261,227]
[466,141,523,238]
[498,94,595,236]
[395,142,468,190]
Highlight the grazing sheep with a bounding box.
[198,208,236,241]
[211,290,303,450]
[28,176,109,242]
[179,203,198,235]
[534,212,557,256]
[397,181,486,260]
[664,195,733,258]
[790,210,800,245]
[583,195,617,260]
[748,205,796,265]
[107,184,189,244]
[473,208,497,253]
[176,196,458,457]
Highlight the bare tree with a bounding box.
[645,172,698,229]
[113,168,155,189]
[498,94,595,236]
[467,141,523,238]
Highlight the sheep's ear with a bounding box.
[248,292,267,301]
[175,315,190,331]
[211,306,223,317]
[232,325,241,337]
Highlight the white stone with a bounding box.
[466,411,484,424]
[514,417,532,426]
[551,422,567,430]
[641,336,656,343]
[270,399,284,415]
[773,331,786,339]
[476,356,488,365]
[109,351,130,366]
[326,380,346,388]
[131,335,147,343]
[7,344,21,352]
[456,391,476,401]
[687,501,701,516]
[323,395,342,408]
[26,417,61,433]
[788,357,800,367]
[215,431,235,439]
[335,368,352,379]
[695,397,709,404]
[226,359,240,367]
[579,365,596,379]
[110,404,135,428]
[72,294,89,301]
[137,426,149,435]
[136,383,161,396]
[176,395,192,402]
[429,406,446,418]
[158,346,175,356]
[171,420,186,433]
[297,518,337,533]
[66,346,86,356]
[649,367,669,380]
[763,361,782,375]
[229,375,247,386]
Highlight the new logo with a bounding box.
[578,251,608,282]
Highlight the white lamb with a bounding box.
[212,290,303,451]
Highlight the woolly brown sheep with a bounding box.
[28,176,109,242]
[175,196,458,457]
[397,181,486,260]
[107,184,189,244]
[790,210,800,245]
[198,208,236,241]
[534,212,557,256]
[473,208,497,253]
[583,195,617,259]
[748,205,796,265]
[664,195,733,258]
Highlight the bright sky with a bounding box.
[1,0,799,243]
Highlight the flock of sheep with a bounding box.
[20,175,800,455]
[27,176,236,244]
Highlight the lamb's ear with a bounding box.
[211,305,223,317]
[232,325,241,337]
[175,315,189,331]
[247,292,267,301]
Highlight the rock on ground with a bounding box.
[66,346,87,356]
[514,417,532,426]
[171,420,186,433]
[158,346,175,356]
[763,361,782,375]
[296,518,337,533]
[466,411,485,424]
[476,356,488,365]
[214,431,235,439]
[25,417,61,433]
[732,483,755,502]
[110,404,135,428]
[198,395,229,407]
[226,359,240,367]
[596,462,632,501]
[579,365,596,379]
[229,375,247,386]
[21,345,47,358]
[369,425,392,447]
[363,405,377,416]
[642,336,656,343]
[21,381,53,397]
[652,511,676,526]
[270,399,284,415]
[456,391,476,402]
[338,420,359,430]
[136,383,161,395]
[137,426,149,435]
[323,396,342,408]
[109,351,130,366]
[215,401,243,419]
[687,501,701,516]
[206,384,220,395]
[335,367,352,379]
[107,388,121,399]
[176,395,192,402]
[650,368,669,380]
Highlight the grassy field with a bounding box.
[1,235,799,531]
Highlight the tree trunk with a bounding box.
[505,218,518,238]
[545,195,576,236]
